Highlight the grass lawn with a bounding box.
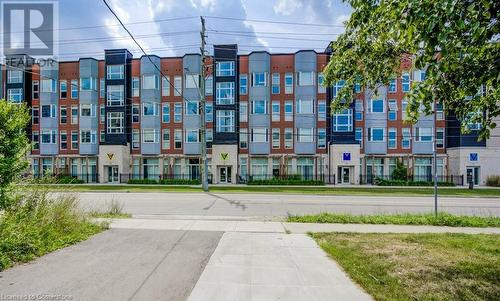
[288,212,500,227]
[38,184,500,197]
[312,232,500,301]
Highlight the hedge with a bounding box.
[247,178,324,186]
[127,178,200,185]
[486,175,500,187]
[374,178,455,187]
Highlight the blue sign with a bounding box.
[343,152,351,161]
[469,153,478,161]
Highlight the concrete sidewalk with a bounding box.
[107,218,500,234]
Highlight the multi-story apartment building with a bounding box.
[2,45,499,185]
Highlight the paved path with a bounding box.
[77,192,500,217]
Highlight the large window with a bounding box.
[216,61,235,76]
[206,103,213,122]
[80,104,95,117]
[132,104,140,123]
[216,82,235,104]
[272,101,280,122]
[252,72,267,87]
[370,99,384,113]
[32,107,39,124]
[284,101,293,121]
[185,101,199,115]
[60,81,67,98]
[402,72,411,92]
[107,85,124,106]
[7,70,23,83]
[388,128,397,149]
[107,65,124,80]
[333,80,344,97]
[239,129,248,149]
[142,74,159,89]
[100,78,105,98]
[41,104,56,118]
[32,132,39,150]
[205,76,213,95]
[318,101,326,121]
[297,158,314,179]
[272,128,280,148]
[436,102,444,120]
[296,99,314,114]
[32,81,39,99]
[80,77,96,91]
[132,77,140,97]
[317,73,326,93]
[271,73,280,94]
[142,129,159,143]
[80,130,96,144]
[216,110,235,133]
[297,128,314,143]
[332,109,353,132]
[414,158,432,180]
[251,158,268,180]
[162,76,170,96]
[185,74,199,89]
[41,130,56,144]
[355,100,363,121]
[71,131,78,149]
[71,106,78,124]
[388,78,397,92]
[284,128,293,148]
[143,102,159,116]
[71,79,78,99]
[174,76,182,96]
[297,71,314,86]
[162,103,170,123]
[388,99,398,120]
[402,128,411,148]
[162,129,170,149]
[174,129,182,149]
[355,128,363,146]
[7,88,23,103]
[415,127,433,142]
[402,99,408,120]
[317,128,326,148]
[185,129,200,143]
[174,103,182,122]
[251,100,268,114]
[239,102,248,122]
[285,73,293,94]
[368,128,384,142]
[436,128,445,148]
[239,74,248,95]
[42,79,56,92]
[107,112,124,133]
[132,129,140,149]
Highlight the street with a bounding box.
[76,192,500,218]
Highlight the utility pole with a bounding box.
[433,128,438,216]
[200,16,209,192]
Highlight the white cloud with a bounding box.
[273,0,303,16]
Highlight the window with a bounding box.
[174,102,182,122]
[216,82,235,104]
[370,99,384,113]
[272,128,280,148]
[71,131,78,149]
[71,106,78,124]
[388,78,397,92]
[216,110,235,132]
[318,101,326,121]
[317,73,326,93]
[41,130,56,144]
[205,76,213,95]
[414,158,432,180]
[174,76,182,96]
[272,102,280,122]
[32,80,39,99]
[206,102,213,122]
[32,131,40,150]
[100,78,105,98]
[216,61,235,76]
[297,158,314,179]
[206,129,213,142]
[284,73,293,94]
[334,81,346,98]
[284,101,293,121]
[285,128,293,149]
[162,129,170,149]
[251,158,268,180]
[252,128,268,143]
[132,129,140,149]
[239,74,248,95]
[100,130,105,143]
[298,71,314,86]
[162,103,170,123]
[107,65,124,80]
[185,74,199,89]
[415,127,433,142]
[107,112,124,133]
[252,72,267,87]
[388,128,397,149]
[239,102,248,122]
[333,109,353,132]
[354,82,362,93]
[355,100,363,121]
[71,79,78,99]
[7,70,22,83]
[355,128,363,146]
[185,101,199,115]
[132,77,140,97]
[143,129,159,143]
[296,99,314,114]
[100,105,105,123]
[239,158,248,179]
[271,73,280,94]
[318,128,326,148]
[252,100,268,114]
[60,106,67,124]
[143,102,159,116]
[297,128,314,143]
[142,74,159,89]
[388,99,398,121]
[368,128,384,142]
[80,77,96,91]
[436,128,444,148]
[41,79,56,92]
[132,104,140,123]
[402,99,408,120]
[402,128,411,148]
[436,102,444,120]
[107,85,124,106]
[417,70,426,81]
[60,81,67,98]
[80,130,96,144]
[32,107,39,124]
[239,129,248,148]
[185,129,200,143]
[7,88,23,103]
[174,129,182,149]
[161,76,170,96]
[402,72,410,92]
[41,104,56,118]
[80,104,95,117]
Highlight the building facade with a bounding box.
[2,45,499,185]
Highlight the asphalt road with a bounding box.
[76,192,500,217]
[0,229,222,301]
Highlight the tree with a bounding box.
[0,100,30,209]
[324,0,499,139]
[392,161,408,181]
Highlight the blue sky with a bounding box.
[12,0,352,60]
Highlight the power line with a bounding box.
[203,16,345,28]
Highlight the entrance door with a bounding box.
[466,167,480,185]
[107,166,119,183]
[342,167,351,184]
[219,166,232,183]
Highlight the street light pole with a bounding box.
[199,16,208,192]
[433,126,438,216]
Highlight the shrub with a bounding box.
[486,175,500,187]
[248,177,324,186]
[55,175,85,184]
[392,161,408,181]
[375,178,455,187]
[158,178,200,185]
[128,179,158,184]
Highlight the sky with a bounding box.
[5,0,352,60]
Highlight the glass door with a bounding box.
[342,167,350,184]
[219,167,227,183]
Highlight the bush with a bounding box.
[128,179,158,184]
[248,176,324,186]
[128,178,200,185]
[0,186,105,271]
[54,175,85,184]
[392,161,408,181]
[486,175,500,187]
[375,178,455,187]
